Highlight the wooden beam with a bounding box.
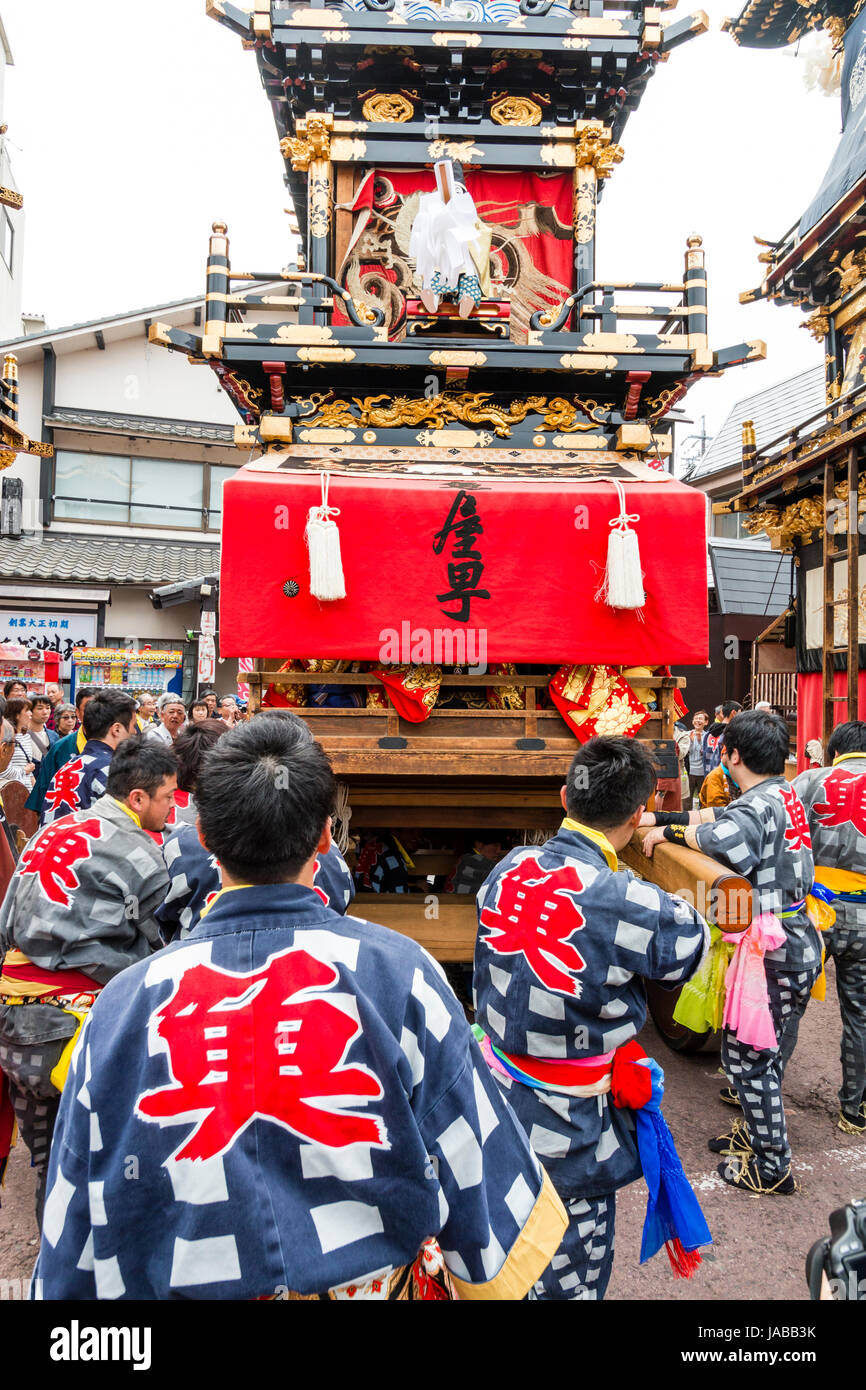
[353,893,477,961]
[619,828,752,930]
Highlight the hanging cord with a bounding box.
[333,781,352,853]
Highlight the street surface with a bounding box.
[0,964,862,1301]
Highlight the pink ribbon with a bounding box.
[720,912,787,1051]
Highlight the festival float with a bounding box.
[152,0,763,1042]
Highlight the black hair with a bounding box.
[565,736,656,829]
[83,691,137,741]
[721,700,743,719]
[722,710,789,776]
[196,715,336,883]
[827,720,866,761]
[30,694,51,711]
[2,679,26,698]
[76,684,103,710]
[173,721,227,793]
[252,708,313,743]
[105,735,177,798]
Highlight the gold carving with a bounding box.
[0,187,23,211]
[569,15,625,34]
[803,309,829,342]
[575,124,625,179]
[301,392,547,439]
[362,93,414,123]
[574,166,595,245]
[0,449,16,469]
[562,36,590,49]
[583,332,638,350]
[309,164,331,241]
[284,6,348,25]
[553,434,606,450]
[742,419,756,450]
[280,114,332,172]
[353,299,380,325]
[427,138,484,162]
[836,246,866,296]
[428,350,487,367]
[489,95,543,127]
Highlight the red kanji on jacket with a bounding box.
[779,784,812,852]
[18,817,103,908]
[479,857,586,995]
[43,758,85,817]
[136,945,387,1161]
[812,769,866,837]
[312,857,327,907]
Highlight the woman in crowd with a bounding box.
[53,703,77,738]
[2,697,36,789]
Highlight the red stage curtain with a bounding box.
[796,670,866,769]
[336,168,573,341]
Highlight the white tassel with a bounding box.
[306,471,346,601]
[596,479,645,611]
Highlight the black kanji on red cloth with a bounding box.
[433,490,490,624]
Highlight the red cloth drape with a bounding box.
[796,670,866,770]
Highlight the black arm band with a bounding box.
[652,811,691,826]
[663,823,689,845]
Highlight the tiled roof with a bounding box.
[683,365,825,484]
[46,408,234,444]
[0,534,219,584]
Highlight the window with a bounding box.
[713,510,745,540]
[0,211,13,273]
[54,450,231,532]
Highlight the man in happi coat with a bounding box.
[40,691,137,826]
[474,736,709,1300]
[34,717,566,1300]
[0,737,177,1222]
[793,719,866,1134]
[642,710,820,1194]
[157,712,355,943]
[26,686,99,821]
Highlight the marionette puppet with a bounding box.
[408,159,492,318]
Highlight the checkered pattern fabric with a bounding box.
[40,740,113,826]
[430,270,483,307]
[721,967,817,1180]
[695,777,820,973]
[0,1035,64,1224]
[34,884,548,1299]
[475,826,708,1199]
[156,828,354,942]
[527,1195,615,1302]
[795,756,866,1115]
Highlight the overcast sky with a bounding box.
[0,0,844,447]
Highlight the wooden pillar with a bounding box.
[848,444,859,720]
[684,233,708,354]
[572,124,622,325]
[203,221,230,358]
[281,115,333,327]
[823,460,837,747]
[1,353,19,423]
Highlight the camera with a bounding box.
[806,1201,866,1300]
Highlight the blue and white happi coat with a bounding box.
[474,824,709,1198]
[156,828,355,941]
[683,777,820,973]
[35,884,564,1300]
[40,740,114,827]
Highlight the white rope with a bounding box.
[333,780,352,853]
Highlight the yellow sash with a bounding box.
[805,867,866,1001]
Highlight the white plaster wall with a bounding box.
[54,334,238,423]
